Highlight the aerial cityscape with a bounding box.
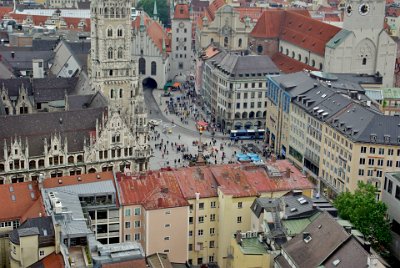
[0,0,400,267]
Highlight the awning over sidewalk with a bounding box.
[163,82,173,91]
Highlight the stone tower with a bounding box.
[89,0,150,171]
[89,0,147,127]
[324,0,396,86]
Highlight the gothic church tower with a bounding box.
[89,0,147,127]
[89,0,150,171]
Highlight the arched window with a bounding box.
[362,57,367,65]
[319,63,323,70]
[139,58,146,75]
[257,45,263,54]
[117,28,123,37]
[298,54,301,61]
[311,59,315,67]
[107,27,112,37]
[305,57,309,64]
[224,37,228,48]
[117,47,123,59]
[210,38,214,44]
[110,89,114,99]
[108,47,113,59]
[110,8,114,18]
[285,48,289,55]
[280,46,283,53]
[238,38,242,48]
[151,61,157,75]
[119,89,123,98]
[291,51,295,58]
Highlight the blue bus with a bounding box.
[230,129,265,140]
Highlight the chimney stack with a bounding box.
[11,51,15,58]
[363,241,371,253]
[345,226,352,234]
[285,167,291,178]
[302,232,310,239]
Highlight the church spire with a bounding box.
[153,0,158,20]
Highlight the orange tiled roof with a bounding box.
[0,181,45,222]
[174,3,190,19]
[117,170,189,210]
[43,171,114,188]
[40,253,65,268]
[132,14,170,53]
[272,52,317,73]
[280,11,340,56]
[0,7,13,19]
[250,9,339,56]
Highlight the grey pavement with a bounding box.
[144,88,267,170]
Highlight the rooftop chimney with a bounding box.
[285,167,291,178]
[11,51,15,58]
[345,226,352,234]
[303,232,310,239]
[363,241,371,253]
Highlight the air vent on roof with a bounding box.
[321,94,327,98]
[303,232,312,243]
[58,179,62,184]
[297,197,308,205]
[9,186,14,192]
[332,259,341,266]
[290,207,298,212]
[28,184,33,190]
[11,194,16,201]
[30,192,35,199]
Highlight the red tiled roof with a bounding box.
[117,171,189,210]
[6,13,48,26]
[280,11,340,56]
[235,7,266,22]
[132,14,170,53]
[40,253,65,268]
[0,181,45,222]
[250,10,285,38]
[250,9,339,56]
[205,0,225,21]
[103,259,147,268]
[43,171,114,188]
[174,4,190,20]
[173,166,219,199]
[0,7,13,20]
[272,52,317,73]
[250,9,310,38]
[386,6,400,17]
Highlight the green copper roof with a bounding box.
[326,29,352,49]
[282,212,320,236]
[239,238,268,255]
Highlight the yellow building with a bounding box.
[229,234,271,268]
[8,217,56,268]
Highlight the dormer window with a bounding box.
[370,134,377,142]
[384,135,390,143]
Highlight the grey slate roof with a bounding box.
[67,92,108,111]
[33,77,79,102]
[9,216,54,246]
[321,237,368,268]
[1,50,54,71]
[328,103,400,145]
[0,78,32,96]
[0,107,106,160]
[326,29,352,49]
[280,212,350,267]
[207,51,279,79]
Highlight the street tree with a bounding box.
[137,0,170,27]
[334,181,392,247]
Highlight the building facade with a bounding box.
[169,2,194,81]
[202,50,279,131]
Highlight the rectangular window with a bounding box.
[199,203,204,210]
[387,160,393,167]
[134,207,141,215]
[210,201,216,208]
[164,236,170,240]
[198,216,204,223]
[210,228,215,235]
[396,161,400,168]
[237,93,240,99]
[165,223,170,228]
[39,250,44,256]
[388,180,393,194]
[377,159,383,166]
[189,244,193,251]
[198,229,203,236]
[189,217,193,224]
[236,103,240,109]
[388,149,394,155]
[358,169,364,176]
[368,159,374,165]
[367,170,373,176]
[189,230,193,236]
[125,234,131,241]
[125,209,131,216]
[377,170,383,177]
[361,146,366,153]
[210,214,215,221]
[209,240,215,248]
[359,158,365,165]
[134,220,141,228]
[370,147,375,154]
[134,233,140,241]
[237,216,242,223]
[379,148,384,155]
[396,186,400,200]
[238,202,243,209]
[125,222,130,228]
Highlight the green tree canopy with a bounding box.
[137,0,170,27]
[334,181,392,247]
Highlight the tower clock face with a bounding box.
[359,3,370,16]
[346,4,352,16]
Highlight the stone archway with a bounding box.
[142,77,158,89]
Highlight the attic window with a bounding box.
[333,259,341,266]
[384,135,390,143]
[370,134,377,142]
[303,234,312,243]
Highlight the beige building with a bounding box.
[195,2,253,53]
[229,234,271,268]
[266,71,400,197]
[9,217,56,268]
